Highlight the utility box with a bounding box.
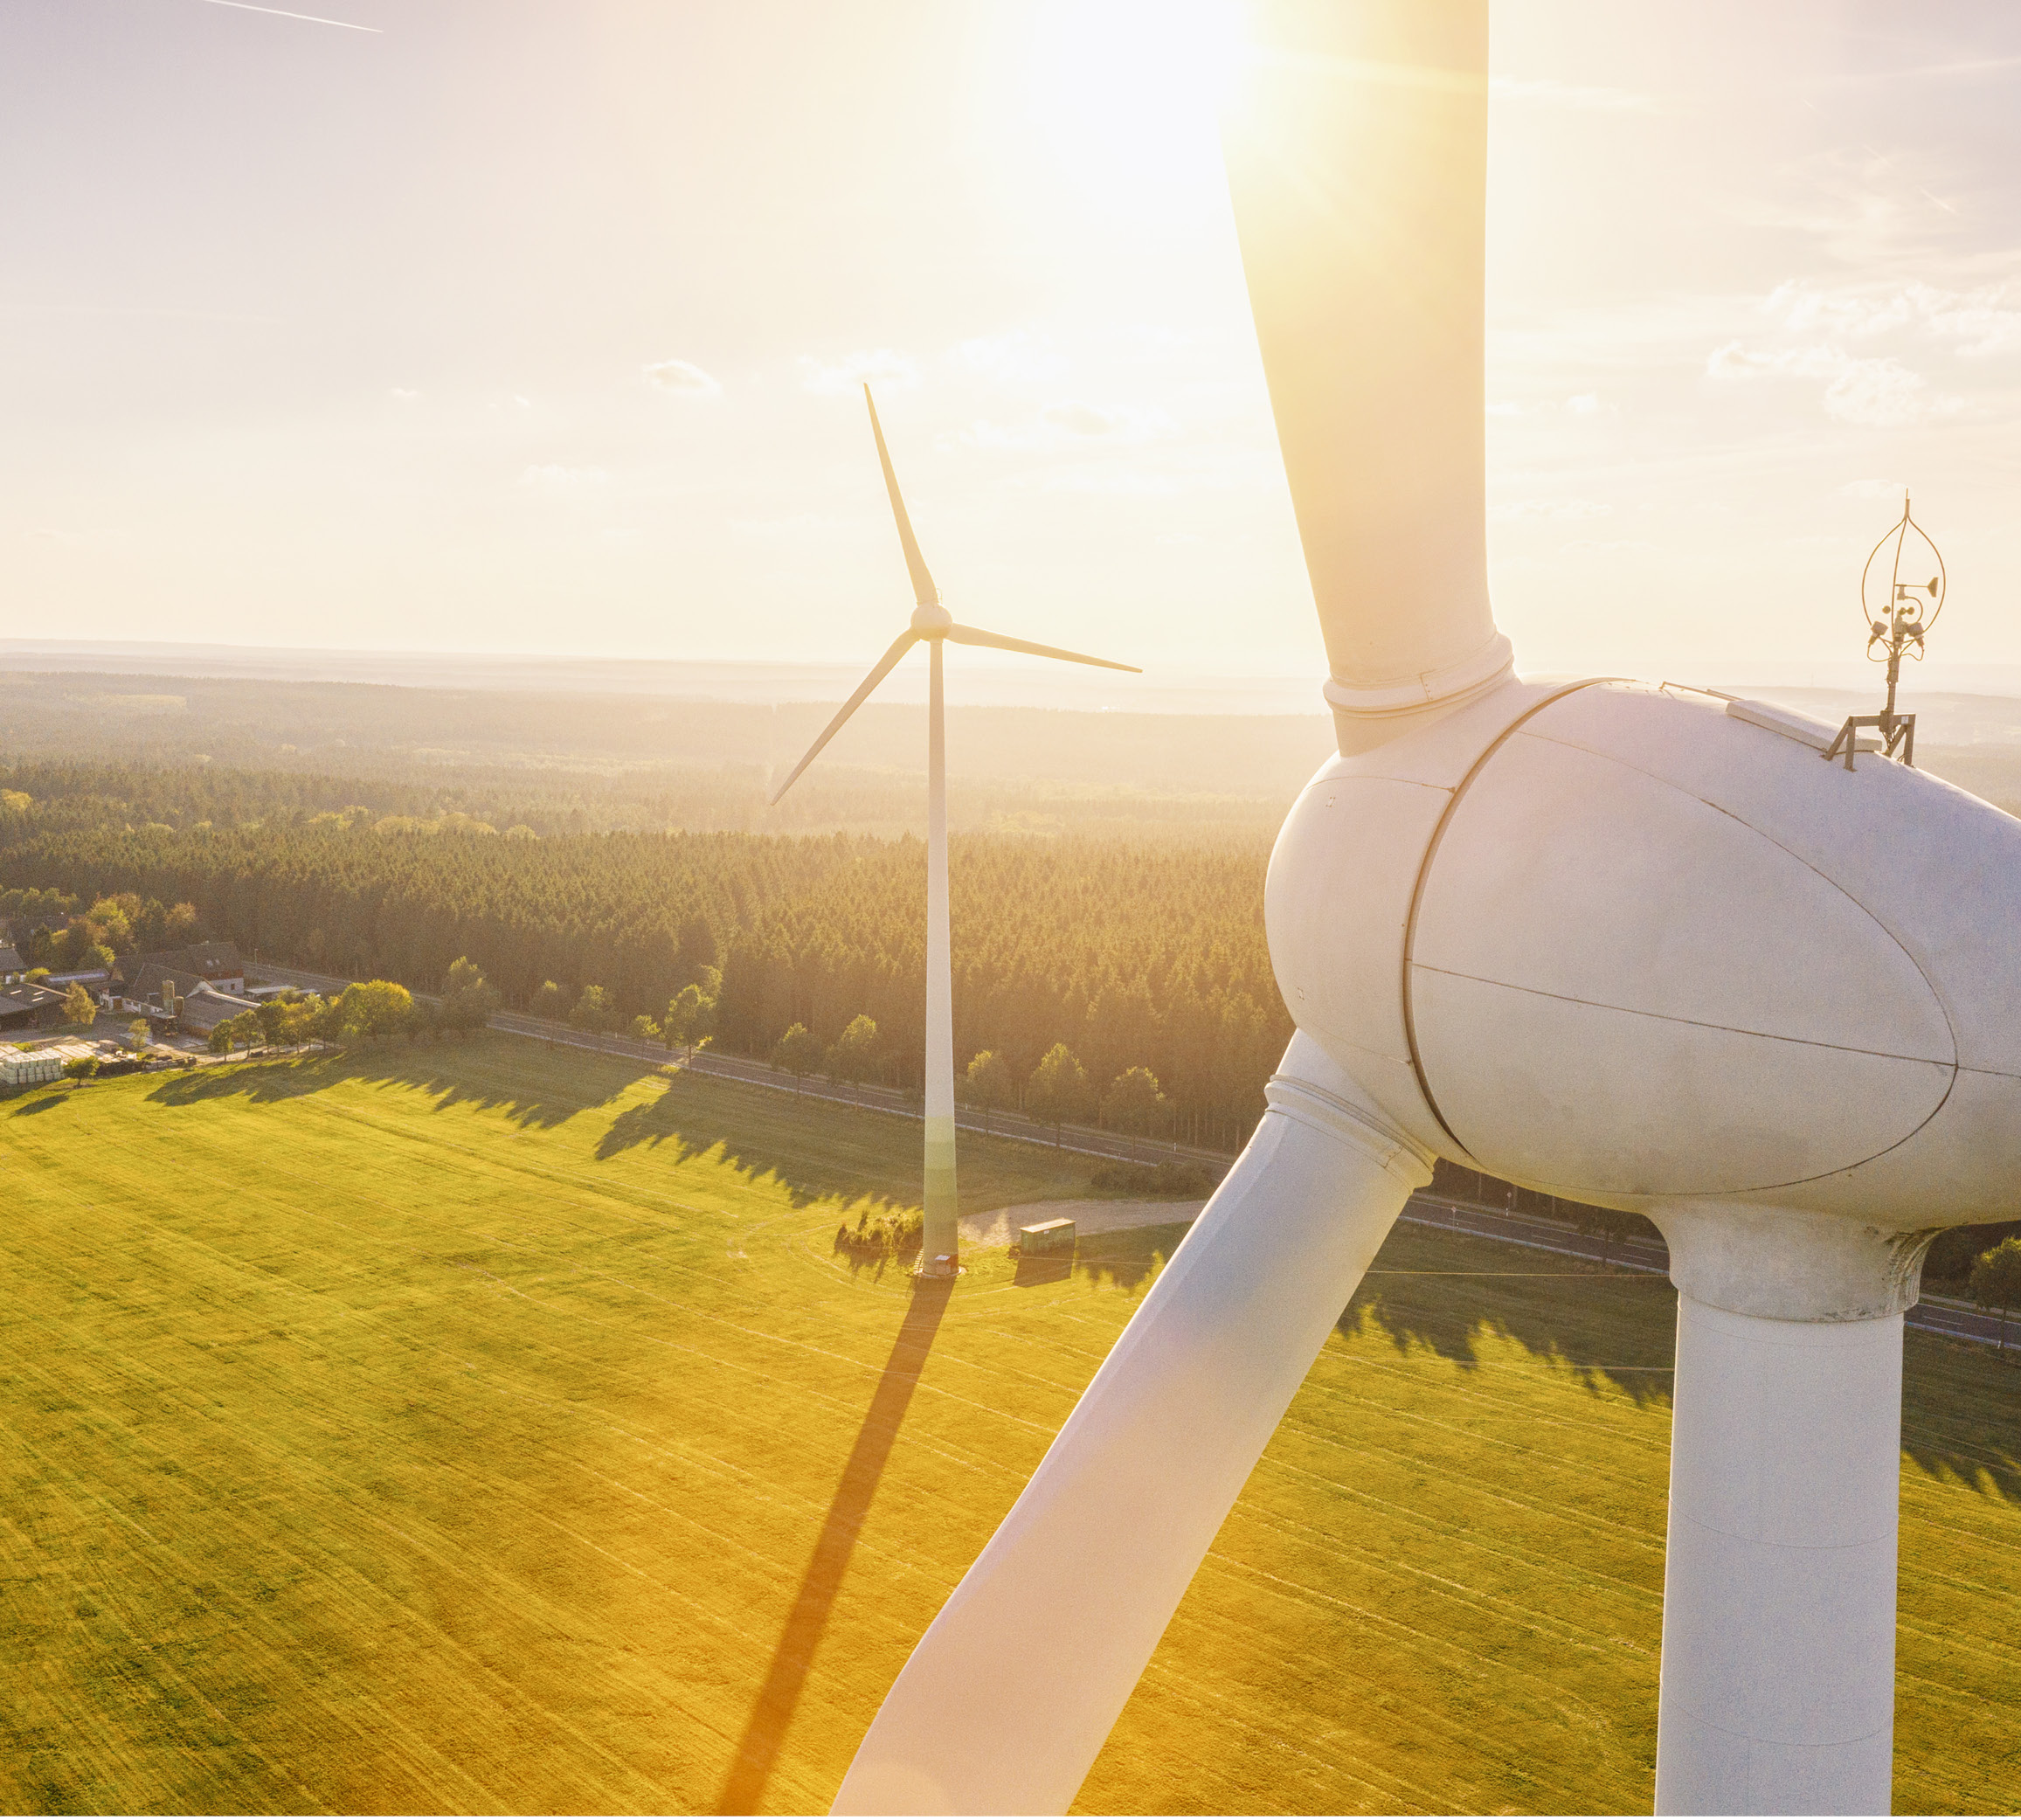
[1020,1218,1076,1257]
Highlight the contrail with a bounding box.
[199,0,380,31]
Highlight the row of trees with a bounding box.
[204,962,504,1055]
[1,792,1291,1148]
[760,1010,1176,1153]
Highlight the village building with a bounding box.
[0,980,66,1033]
[113,944,249,1019]
[173,981,263,1040]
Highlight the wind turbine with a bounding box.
[831,3,2021,1814]
[770,386,1139,1276]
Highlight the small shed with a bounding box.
[1019,1217,1076,1257]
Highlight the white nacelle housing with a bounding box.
[1269,676,2021,1282]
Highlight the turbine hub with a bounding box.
[910,602,952,635]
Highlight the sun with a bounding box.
[1021,0,1249,220]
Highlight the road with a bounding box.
[245,960,2021,1348]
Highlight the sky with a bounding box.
[5,0,2020,691]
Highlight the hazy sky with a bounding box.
[6,0,2020,687]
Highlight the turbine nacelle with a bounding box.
[1269,674,2021,1308]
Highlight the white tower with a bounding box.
[830,4,2021,1813]
[772,388,1137,1274]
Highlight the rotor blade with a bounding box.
[767,631,917,805]
[1222,1,1510,709]
[831,1035,1429,1816]
[945,623,1140,674]
[865,384,938,610]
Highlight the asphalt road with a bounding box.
[240,960,2021,1349]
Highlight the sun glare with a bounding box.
[1023,0,1248,218]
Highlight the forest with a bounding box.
[0,764,1289,1149]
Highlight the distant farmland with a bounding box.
[2,1041,2017,1814]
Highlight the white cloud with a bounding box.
[1486,400,1523,417]
[1763,279,2021,357]
[1841,477,1908,501]
[1563,393,1603,414]
[1705,340,1960,426]
[951,329,1065,384]
[1921,287,2021,356]
[798,348,917,396]
[644,358,722,396]
[1821,360,1947,426]
[388,387,419,402]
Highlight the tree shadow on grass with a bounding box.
[1346,1214,2021,1502]
[1338,1219,1682,1410]
[1899,1334,2021,1505]
[3,1092,70,1117]
[595,1072,923,1217]
[714,1276,952,1816]
[1069,1222,1187,1295]
[141,1037,626,1132]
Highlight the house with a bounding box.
[125,959,210,1014]
[165,941,246,993]
[113,945,246,1008]
[176,982,261,1039]
[0,981,66,1033]
[45,968,110,991]
[0,944,24,986]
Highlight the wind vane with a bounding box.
[1824,492,1945,771]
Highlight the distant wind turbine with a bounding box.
[770,385,1139,1275]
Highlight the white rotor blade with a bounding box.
[945,623,1139,674]
[768,631,917,805]
[1223,0,1507,707]
[866,384,940,610]
[832,1035,1430,1816]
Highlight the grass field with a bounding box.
[2,1038,2018,1815]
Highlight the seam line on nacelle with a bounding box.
[1413,962,1961,1194]
[1409,965,1958,1069]
[1514,718,1964,1073]
[1400,677,1625,1162]
[1492,713,1971,1187]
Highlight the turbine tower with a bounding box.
[831,3,2021,1815]
[772,386,1138,1275]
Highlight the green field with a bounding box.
[2,1040,2018,1815]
